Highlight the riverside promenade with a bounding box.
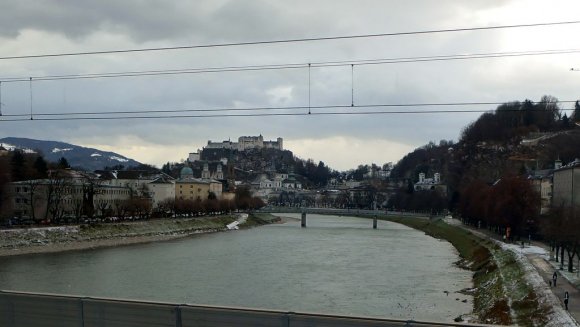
[447,218,580,326]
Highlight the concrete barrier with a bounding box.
[0,290,498,327]
[0,291,82,327]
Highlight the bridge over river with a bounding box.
[257,207,435,227]
[257,207,432,218]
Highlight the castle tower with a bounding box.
[434,173,440,183]
[216,163,224,180]
[202,162,210,179]
[419,173,425,183]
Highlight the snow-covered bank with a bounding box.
[0,216,237,257]
[499,243,579,326]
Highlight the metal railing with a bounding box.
[0,290,498,327]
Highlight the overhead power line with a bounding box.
[1,20,579,61]
[0,101,573,122]
[2,48,579,83]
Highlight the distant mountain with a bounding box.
[0,137,142,171]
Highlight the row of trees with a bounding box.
[387,188,447,214]
[0,150,71,221]
[1,148,266,225]
[460,96,573,144]
[457,175,540,239]
[541,206,580,272]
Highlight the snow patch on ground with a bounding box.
[52,148,73,153]
[499,242,579,326]
[0,143,16,150]
[503,243,548,256]
[1,143,35,153]
[110,156,129,162]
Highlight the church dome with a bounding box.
[180,166,194,179]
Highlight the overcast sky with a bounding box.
[1,1,580,170]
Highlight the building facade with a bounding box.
[414,172,447,194]
[175,178,223,201]
[552,160,580,208]
[10,179,131,221]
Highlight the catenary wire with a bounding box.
[1,48,580,83]
[0,101,574,117]
[0,109,574,122]
[1,20,579,60]
[0,103,573,122]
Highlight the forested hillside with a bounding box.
[389,95,580,215]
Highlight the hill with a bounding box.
[389,96,580,210]
[0,137,141,171]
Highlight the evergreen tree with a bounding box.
[58,157,70,169]
[522,99,535,126]
[11,150,26,181]
[562,113,570,129]
[574,101,580,122]
[33,156,48,178]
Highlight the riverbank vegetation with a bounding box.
[381,215,548,325]
[240,213,281,228]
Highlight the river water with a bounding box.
[0,214,472,322]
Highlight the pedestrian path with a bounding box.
[445,218,579,325]
[528,249,580,321]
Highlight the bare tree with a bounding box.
[44,170,72,224]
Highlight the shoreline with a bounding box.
[0,215,237,258]
[0,213,283,258]
[0,228,221,258]
[378,214,564,326]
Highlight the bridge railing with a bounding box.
[0,290,498,327]
[258,207,433,218]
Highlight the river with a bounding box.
[0,214,472,322]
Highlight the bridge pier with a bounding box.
[373,216,377,229]
[301,212,306,228]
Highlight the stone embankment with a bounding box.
[0,214,276,257]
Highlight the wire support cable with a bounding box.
[2,48,580,83]
[0,101,574,122]
[1,20,579,61]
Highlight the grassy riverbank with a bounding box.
[381,216,548,326]
[240,213,282,227]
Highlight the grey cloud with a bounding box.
[0,1,205,41]
[1,0,577,169]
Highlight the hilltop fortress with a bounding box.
[204,135,283,152]
[188,135,283,163]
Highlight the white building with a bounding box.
[188,151,201,162]
[147,176,176,208]
[414,172,447,194]
[553,159,580,208]
[97,170,176,210]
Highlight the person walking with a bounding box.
[553,271,558,287]
[564,291,569,310]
